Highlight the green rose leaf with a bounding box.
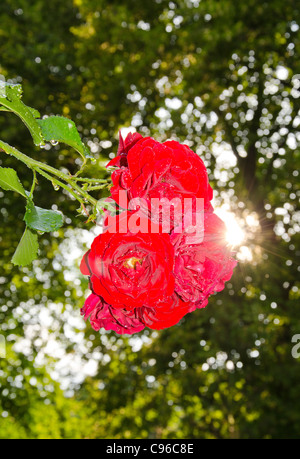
[37,116,93,159]
[24,200,64,232]
[0,82,45,146]
[0,166,27,197]
[11,227,39,266]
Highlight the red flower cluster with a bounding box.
[80,132,237,334]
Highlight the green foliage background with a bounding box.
[0,0,299,439]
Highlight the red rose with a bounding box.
[80,212,175,310]
[107,134,213,229]
[79,132,238,335]
[170,212,237,306]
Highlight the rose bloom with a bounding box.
[79,132,238,335]
[80,212,175,310]
[107,133,213,229]
[80,212,192,334]
[170,211,237,308]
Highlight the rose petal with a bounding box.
[81,293,145,335]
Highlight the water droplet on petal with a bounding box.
[50,140,59,146]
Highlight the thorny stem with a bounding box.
[0,140,109,209]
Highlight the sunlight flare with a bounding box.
[215,207,245,247]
